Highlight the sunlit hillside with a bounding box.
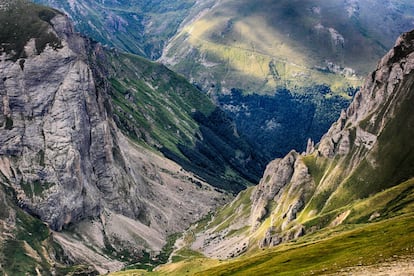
[162,0,414,94]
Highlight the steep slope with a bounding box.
[162,0,414,94]
[158,29,414,274]
[32,0,214,59]
[101,51,265,192]
[160,0,414,160]
[0,0,258,273]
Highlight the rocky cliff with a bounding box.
[0,1,228,273]
[185,29,414,259]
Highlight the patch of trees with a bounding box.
[218,86,351,161]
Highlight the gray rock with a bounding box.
[0,12,225,271]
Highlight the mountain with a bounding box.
[148,29,414,275]
[160,0,414,160]
[30,0,414,163]
[0,0,263,273]
[162,0,414,94]
[102,51,265,192]
[32,0,215,59]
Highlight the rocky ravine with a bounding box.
[188,29,414,259]
[0,6,226,273]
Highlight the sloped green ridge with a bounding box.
[98,50,266,192]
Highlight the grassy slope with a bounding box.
[106,52,215,154]
[324,72,414,213]
[0,180,94,275]
[103,51,265,192]
[33,0,198,59]
[163,0,414,94]
[112,178,414,276]
[114,31,414,275]
[195,213,414,276]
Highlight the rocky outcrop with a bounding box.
[0,4,226,272]
[318,30,414,160]
[189,29,414,257]
[1,13,116,231]
[255,29,414,247]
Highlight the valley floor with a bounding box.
[111,212,414,276]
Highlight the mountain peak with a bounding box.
[183,28,414,261]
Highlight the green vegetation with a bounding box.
[1,206,97,275]
[34,0,200,59]
[103,51,265,192]
[191,214,414,276]
[302,155,329,187]
[171,248,205,263]
[2,207,51,275]
[160,0,413,163]
[219,87,351,160]
[5,116,13,130]
[0,0,62,61]
[205,187,253,232]
[2,240,41,275]
[113,210,414,276]
[164,0,414,94]
[119,233,182,272]
[325,73,414,212]
[19,179,54,198]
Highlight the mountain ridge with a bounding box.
[0,1,261,273]
[150,28,414,275]
[158,0,414,163]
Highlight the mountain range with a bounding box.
[134,27,414,276]
[33,0,205,59]
[160,0,414,159]
[0,0,262,273]
[34,0,414,161]
[1,0,414,275]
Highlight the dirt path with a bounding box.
[330,256,414,275]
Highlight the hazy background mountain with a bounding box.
[160,0,414,159]
[162,0,414,93]
[32,0,214,59]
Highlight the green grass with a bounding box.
[192,213,414,275]
[2,240,40,275]
[105,51,261,192]
[171,248,205,263]
[302,155,329,186]
[0,0,62,61]
[107,52,215,157]
[115,211,414,276]
[114,177,414,276]
[2,207,52,275]
[205,187,253,232]
[161,0,414,97]
[346,178,414,223]
[324,73,414,212]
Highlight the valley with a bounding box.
[1,0,414,275]
[160,0,414,158]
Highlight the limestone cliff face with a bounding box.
[0,6,225,272]
[189,29,414,259]
[0,14,142,231]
